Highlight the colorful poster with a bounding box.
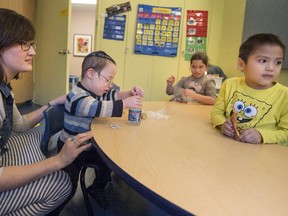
[103,15,126,41]
[185,37,207,60]
[185,10,208,61]
[134,4,182,57]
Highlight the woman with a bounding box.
[0,8,91,215]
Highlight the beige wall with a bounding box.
[95,0,248,101]
[278,69,288,86]
[69,7,96,77]
[217,0,246,79]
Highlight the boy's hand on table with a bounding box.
[238,128,262,144]
[219,118,235,138]
[219,120,262,144]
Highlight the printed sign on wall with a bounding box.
[134,4,182,57]
[185,10,208,61]
[103,15,126,41]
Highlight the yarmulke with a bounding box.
[85,50,116,64]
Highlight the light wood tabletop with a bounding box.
[91,101,288,216]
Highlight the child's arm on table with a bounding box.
[238,128,262,144]
[122,96,142,109]
[217,118,234,138]
[218,118,262,144]
[183,89,216,105]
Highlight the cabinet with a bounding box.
[0,0,36,103]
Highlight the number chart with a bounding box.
[134,4,182,57]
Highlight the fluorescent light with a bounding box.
[71,0,96,4]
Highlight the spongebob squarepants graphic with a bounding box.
[227,91,272,130]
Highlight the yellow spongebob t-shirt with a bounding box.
[211,77,288,145]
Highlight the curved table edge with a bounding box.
[92,138,194,216]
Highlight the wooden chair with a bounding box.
[41,105,96,216]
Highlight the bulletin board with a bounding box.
[134,4,182,57]
[243,0,288,69]
[185,10,208,61]
[103,15,126,41]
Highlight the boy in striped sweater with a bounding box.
[57,51,144,209]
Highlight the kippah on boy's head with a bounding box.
[239,33,286,63]
[81,50,116,79]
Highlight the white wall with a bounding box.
[69,6,96,77]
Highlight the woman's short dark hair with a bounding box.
[0,8,35,84]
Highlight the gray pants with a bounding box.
[0,132,71,216]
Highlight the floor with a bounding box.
[17,101,171,216]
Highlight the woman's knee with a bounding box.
[44,170,72,205]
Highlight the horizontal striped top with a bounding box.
[59,82,123,143]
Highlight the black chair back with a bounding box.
[40,105,65,156]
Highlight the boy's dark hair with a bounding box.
[239,33,286,63]
[190,52,209,66]
[0,8,35,84]
[81,50,116,79]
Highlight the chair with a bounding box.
[40,105,65,156]
[41,105,96,216]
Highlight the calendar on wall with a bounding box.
[134,4,182,57]
[185,10,208,61]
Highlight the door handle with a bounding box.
[58,49,71,55]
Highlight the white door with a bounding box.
[34,0,71,105]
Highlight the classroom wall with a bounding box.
[278,69,288,87]
[217,0,246,79]
[69,6,96,77]
[3,1,288,102]
[218,0,288,87]
[95,0,247,101]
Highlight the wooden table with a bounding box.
[91,101,288,216]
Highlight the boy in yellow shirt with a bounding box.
[211,33,288,145]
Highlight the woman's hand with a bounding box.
[55,132,93,168]
[49,95,66,106]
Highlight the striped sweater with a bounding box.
[59,82,123,143]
